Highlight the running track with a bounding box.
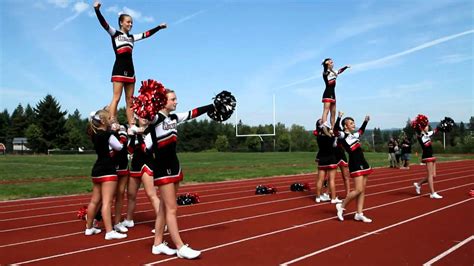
[1,160,473,265]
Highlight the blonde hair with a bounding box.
[87,109,110,137]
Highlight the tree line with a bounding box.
[0,94,473,154]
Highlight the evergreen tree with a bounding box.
[34,95,67,152]
[24,104,36,126]
[64,109,90,150]
[0,109,10,144]
[25,124,45,152]
[9,104,27,138]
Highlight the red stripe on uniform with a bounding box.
[112,76,136,83]
[117,169,129,176]
[350,143,361,151]
[350,168,373,178]
[318,164,338,170]
[157,135,177,148]
[322,98,336,103]
[422,157,437,163]
[337,160,348,167]
[117,47,132,54]
[153,171,183,186]
[92,175,118,183]
[191,109,198,118]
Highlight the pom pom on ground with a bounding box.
[290,183,311,192]
[255,185,277,194]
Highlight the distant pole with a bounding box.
[372,132,375,152]
[443,132,446,150]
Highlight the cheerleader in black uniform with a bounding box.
[143,90,216,259]
[334,112,373,223]
[85,109,127,240]
[321,58,349,132]
[112,125,131,233]
[314,119,342,204]
[413,125,443,199]
[94,1,167,129]
[122,118,155,229]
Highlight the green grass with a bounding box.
[0,152,472,200]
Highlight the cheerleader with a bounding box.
[94,1,167,129]
[413,124,443,199]
[111,125,131,233]
[335,138,351,197]
[314,119,342,204]
[334,112,373,223]
[143,89,216,259]
[321,58,349,132]
[85,109,127,240]
[122,118,155,229]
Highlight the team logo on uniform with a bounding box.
[167,169,172,175]
[124,71,128,76]
[163,121,177,130]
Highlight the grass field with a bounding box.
[0,152,472,200]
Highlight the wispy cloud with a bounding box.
[277,29,474,89]
[47,0,70,8]
[172,9,206,25]
[105,6,155,23]
[53,1,89,31]
[437,53,473,64]
[351,29,474,72]
[344,80,433,102]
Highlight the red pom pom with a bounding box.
[77,206,87,220]
[132,79,168,120]
[412,114,429,131]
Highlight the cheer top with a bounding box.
[322,66,348,103]
[91,130,123,183]
[335,117,372,177]
[417,129,438,162]
[95,8,165,83]
[144,105,214,185]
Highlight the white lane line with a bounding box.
[422,235,474,266]
[10,184,471,265]
[280,199,473,265]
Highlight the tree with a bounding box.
[0,109,10,144]
[25,124,45,152]
[24,104,36,126]
[64,109,90,150]
[34,95,67,152]
[9,104,27,139]
[215,135,229,152]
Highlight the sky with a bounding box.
[0,0,473,130]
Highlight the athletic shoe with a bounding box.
[335,203,344,221]
[122,219,135,228]
[84,227,101,236]
[152,241,177,255]
[413,182,421,195]
[177,244,201,259]
[330,197,342,204]
[114,223,128,233]
[430,192,443,199]
[320,193,331,202]
[354,213,372,223]
[105,230,127,240]
[151,229,155,234]
[151,225,167,234]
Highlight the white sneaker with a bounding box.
[177,244,201,259]
[430,192,443,199]
[320,193,330,202]
[122,219,135,228]
[354,213,372,223]
[335,203,345,221]
[152,241,177,255]
[114,223,129,233]
[105,230,127,240]
[85,227,101,236]
[315,196,322,203]
[331,197,343,204]
[413,182,421,195]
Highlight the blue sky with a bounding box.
[1,0,473,130]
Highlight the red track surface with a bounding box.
[1,160,473,265]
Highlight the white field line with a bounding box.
[422,235,474,266]
[279,199,473,265]
[7,183,472,265]
[1,167,470,222]
[146,186,474,265]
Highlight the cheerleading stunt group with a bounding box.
[83,2,452,260]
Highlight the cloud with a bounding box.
[351,29,474,72]
[173,9,206,25]
[53,1,89,31]
[437,53,473,64]
[277,29,474,89]
[47,0,70,8]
